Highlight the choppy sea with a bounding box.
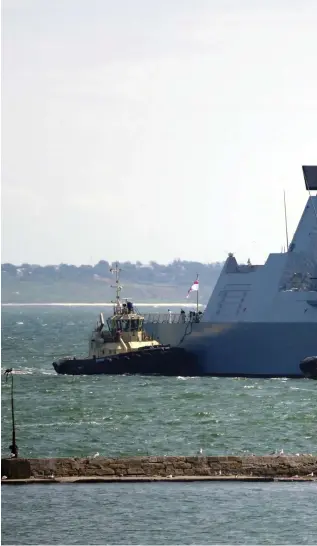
[1,306,317,545]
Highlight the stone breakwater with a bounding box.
[2,455,316,481]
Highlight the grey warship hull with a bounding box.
[145,166,317,378]
[144,321,317,377]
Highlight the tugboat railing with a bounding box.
[143,313,204,324]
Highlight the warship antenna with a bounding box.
[4,368,18,458]
[283,190,289,251]
[110,262,122,311]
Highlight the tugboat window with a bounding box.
[116,320,122,330]
[131,319,139,330]
[123,320,130,332]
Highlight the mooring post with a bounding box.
[5,368,18,458]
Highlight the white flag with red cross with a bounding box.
[186,277,199,298]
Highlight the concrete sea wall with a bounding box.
[2,455,316,481]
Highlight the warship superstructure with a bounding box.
[144,166,317,377]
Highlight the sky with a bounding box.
[1,0,317,266]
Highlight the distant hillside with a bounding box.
[1,260,223,304]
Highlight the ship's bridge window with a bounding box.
[108,319,115,331]
[122,320,131,332]
[130,319,140,330]
[116,320,122,331]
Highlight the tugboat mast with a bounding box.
[110,262,122,313]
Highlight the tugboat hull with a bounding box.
[52,346,199,376]
[299,356,317,379]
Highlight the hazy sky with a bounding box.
[2,0,317,266]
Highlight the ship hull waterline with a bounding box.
[144,321,316,377]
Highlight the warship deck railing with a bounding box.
[143,313,204,324]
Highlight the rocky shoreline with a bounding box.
[2,455,316,484]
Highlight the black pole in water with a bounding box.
[5,368,18,458]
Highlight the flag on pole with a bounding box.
[186,277,199,298]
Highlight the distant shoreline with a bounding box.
[1,302,205,308]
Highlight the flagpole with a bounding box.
[196,274,199,314]
[186,274,199,315]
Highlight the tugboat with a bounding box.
[52,264,198,376]
[299,356,317,379]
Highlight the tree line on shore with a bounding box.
[1,259,223,285]
[1,260,224,303]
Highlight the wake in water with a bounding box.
[1,366,56,376]
[177,376,198,380]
